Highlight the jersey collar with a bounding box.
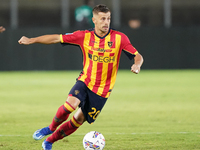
[94,28,111,39]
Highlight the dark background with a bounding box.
[0,0,200,70]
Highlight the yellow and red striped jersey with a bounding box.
[60,28,138,98]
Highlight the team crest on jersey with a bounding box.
[108,41,113,48]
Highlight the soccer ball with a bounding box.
[83,131,105,150]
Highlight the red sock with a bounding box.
[47,116,82,143]
[49,102,75,131]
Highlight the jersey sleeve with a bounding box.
[121,34,138,60]
[60,30,84,45]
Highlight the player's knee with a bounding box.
[65,95,81,109]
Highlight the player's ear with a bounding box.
[92,17,96,24]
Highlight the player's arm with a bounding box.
[121,33,144,74]
[131,52,144,74]
[18,34,61,45]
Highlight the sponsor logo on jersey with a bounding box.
[88,53,115,63]
[91,47,112,53]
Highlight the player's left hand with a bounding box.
[131,64,140,74]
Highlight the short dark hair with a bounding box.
[92,4,110,14]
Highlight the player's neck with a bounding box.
[94,28,109,37]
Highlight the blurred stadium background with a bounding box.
[0,0,200,70]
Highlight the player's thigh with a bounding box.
[67,81,88,109]
[81,90,107,124]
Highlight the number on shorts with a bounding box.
[88,107,100,120]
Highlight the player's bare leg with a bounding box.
[73,107,86,123]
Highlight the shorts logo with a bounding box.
[108,41,113,48]
[74,90,80,95]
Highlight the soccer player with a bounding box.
[18,4,143,150]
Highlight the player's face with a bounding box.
[93,12,111,36]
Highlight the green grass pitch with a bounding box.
[0,70,200,150]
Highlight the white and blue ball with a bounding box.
[83,131,105,150]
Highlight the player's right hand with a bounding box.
[18,36,32,45]
[0,26,6,33]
